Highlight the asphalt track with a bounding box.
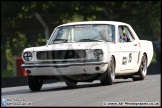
[1,74,161,107]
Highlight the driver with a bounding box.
[122,29,127,42]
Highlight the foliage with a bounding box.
[151,53,157,63]
[1,70,14,78]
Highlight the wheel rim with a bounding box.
[110,59,115,80]
[141,55,147,75]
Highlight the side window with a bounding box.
[118,26,134,43]
[123,27,134,41]
[118,27,124,42]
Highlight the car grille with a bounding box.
[37,50,86,60]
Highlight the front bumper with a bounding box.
[21,61,108,68]
[21,61,108,76]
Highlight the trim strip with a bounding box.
[21,61,108,68]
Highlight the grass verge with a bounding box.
[1,70,14,78]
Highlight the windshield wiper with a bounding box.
[79,39,105,42]
[53,39,69,42]
[52,39,76,44]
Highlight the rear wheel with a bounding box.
[100,56,115,85]
[28,75,43,91]
[132,54,147,81]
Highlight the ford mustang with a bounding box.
[21,21,153,91]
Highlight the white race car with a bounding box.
[21,21,153,91]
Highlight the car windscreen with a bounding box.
[48,24,115,44]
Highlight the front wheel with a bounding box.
[100,56,115,85]
[132,54,147,81]
[28,75,43,91]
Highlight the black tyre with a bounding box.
[65,80,77,87]
[100,56,115,85]
[132,54,147,81]
[28,75,43,91]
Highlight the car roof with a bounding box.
[58,21,129,27]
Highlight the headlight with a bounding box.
[23,52,32,61]
[93,49,103,59]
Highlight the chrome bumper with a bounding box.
[21,61,108,68]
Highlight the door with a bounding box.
[118,26,139,71]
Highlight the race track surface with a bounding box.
[1,74,161,107]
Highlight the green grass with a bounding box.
[151,57,156,63]
[151,52,157,63]
[1,70,14,78]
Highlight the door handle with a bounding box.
[133,44,137,46]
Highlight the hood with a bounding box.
[24,42,106,52]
